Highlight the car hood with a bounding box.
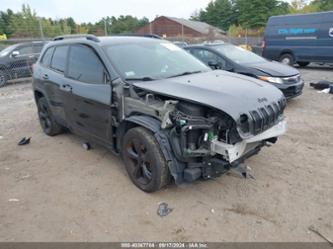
[242,61,299,77]
[133,70,284,121]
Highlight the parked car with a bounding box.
[33,35,286,192]
[185,43,304,99]
[0,41,46,87]
[262,11,333,66]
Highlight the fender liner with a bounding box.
[119,115,185,184]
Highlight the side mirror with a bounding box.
[11,51,20,58]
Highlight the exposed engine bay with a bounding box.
[115,83,287,183]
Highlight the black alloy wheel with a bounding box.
[37,97,63,136]
[122,127,170,192]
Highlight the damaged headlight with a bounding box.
[258,76,284,84]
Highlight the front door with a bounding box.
[62,44,112,143]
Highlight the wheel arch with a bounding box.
[280,50,295,59]
[0,64,11,80]
[34,90,45,103]
[117,115,184,184]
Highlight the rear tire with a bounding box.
[122,127,170,192]
[279,53,294,66]
[37,97,63,136]
[297,62,310,67]
[0,70,8,87]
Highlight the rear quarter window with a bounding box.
[50,46,68,73]
[40,47,54,67]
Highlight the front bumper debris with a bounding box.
[210,120,287,163]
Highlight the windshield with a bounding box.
[213,44,266,64]
[0,45,14,57]
[104,41,210,80]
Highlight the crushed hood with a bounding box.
[133,70,284,121]
[243,61,299,77]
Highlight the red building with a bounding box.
[136,16,225,38]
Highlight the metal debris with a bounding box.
[230,163,255,180]
[18,137,31,146]
[157,202,173,217]
[310,81,333,94]
[82,142,91,150]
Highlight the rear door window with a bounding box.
[67,44,105,84]
[50,46,68,73]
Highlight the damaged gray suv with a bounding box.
[33,35,287,192]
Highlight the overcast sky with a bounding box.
[1,0,216,23]
[1,0,293,23]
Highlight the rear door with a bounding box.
[42,45,69,125]
[63,44,112,143]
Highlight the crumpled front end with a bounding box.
[166,100,287,181]
[120,82,287,183]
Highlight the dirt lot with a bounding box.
[0,67,332,242]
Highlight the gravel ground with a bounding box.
[0,68,332,242]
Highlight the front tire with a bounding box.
[37,97,63,136]
[122,127,170,192]
[279,53,294,66]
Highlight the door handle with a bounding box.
[60,84,72,93]
[42,74,49,80]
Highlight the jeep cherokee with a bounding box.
[33,35,287,192]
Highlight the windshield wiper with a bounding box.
[167,70,203,78]
[125,77,155,82]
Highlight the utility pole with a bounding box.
[38,18,44,40]
[104,19,107,36]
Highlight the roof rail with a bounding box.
[114,33,162,39]
[53,34,100,42]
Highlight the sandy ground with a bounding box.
[0,67,332,242]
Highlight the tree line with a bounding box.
[0,1,332,39]
[0,5,149,39]
[192,0,333,34]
